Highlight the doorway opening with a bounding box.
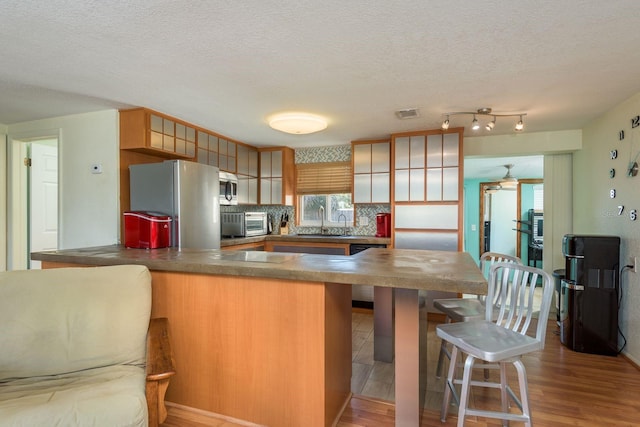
[8,134,59,270]
[479,178,543,265]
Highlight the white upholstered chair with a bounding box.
[434,252,522,378]
[0,265,175,427]
[437,262,553,427]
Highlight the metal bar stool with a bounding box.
[434,252,522,378]
[437,262,554,427]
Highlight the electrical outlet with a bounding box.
[359,216,369,226]
[632,257,638,273]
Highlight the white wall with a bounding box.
[0,124,7,271]
[464,129,582,157]
[7,110,120,250]
[575,92,640,364]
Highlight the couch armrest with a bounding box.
[146,317,176,427]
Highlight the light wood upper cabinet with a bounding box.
[196,131,238,173]
[121,108,196,159]
[259,147,295,205]
[237,144,259,204]
[393,131,460,203]
[352,139,390,204]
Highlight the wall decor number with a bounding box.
[610,168,616,178]
[620,130,625,140]
[618,205,625,215]
[610,149,618,159]
[631,209,637,221]
[610,188,616,198]
[632,115,640,129]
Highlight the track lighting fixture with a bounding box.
[440,108,526,132]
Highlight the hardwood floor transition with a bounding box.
[162,309,640,426]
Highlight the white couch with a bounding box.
[0,265,174,427]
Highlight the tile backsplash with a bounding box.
[221,202,390,236]
[221,144,391,236]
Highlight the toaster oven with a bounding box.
[221,212,268,237]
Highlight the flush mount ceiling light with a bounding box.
[441,108,527,132]
[499,164,519,190]
[268,112,328,135]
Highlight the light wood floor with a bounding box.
[163,310,640,427]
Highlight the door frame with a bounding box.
[7,129,60,270]
[479,178,543,258]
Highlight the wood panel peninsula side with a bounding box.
[33,246,486,427]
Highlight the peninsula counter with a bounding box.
[33,245,486,426]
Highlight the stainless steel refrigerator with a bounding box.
[129,160,221,249]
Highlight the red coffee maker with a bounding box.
[375,213,391,237]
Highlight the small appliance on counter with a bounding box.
[123,211,172,249]
[375,213,391,237]
[221,212,268,238]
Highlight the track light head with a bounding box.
[485,116,496,131]
[442,116,450,130]
[515,115,524,131]
[471,115,480,130]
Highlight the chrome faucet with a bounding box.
[338,213,348,235]
[319,206,327,234]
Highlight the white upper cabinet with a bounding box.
[394,132,460,202]
[259,148,294,205]
[352,140,390,204]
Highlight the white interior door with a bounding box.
[489,190,517,256]
[29,141,58,269]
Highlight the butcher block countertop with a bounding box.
[32,244,486,294]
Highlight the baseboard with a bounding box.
[165,402,266,427]
[331,392,353,427]
[621,352,640,371]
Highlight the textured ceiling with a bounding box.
[1,1,640,151]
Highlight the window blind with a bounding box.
[533,184,544,210]
[296,162,352,195]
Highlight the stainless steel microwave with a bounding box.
[221,212,268,237]
[219,172,238,205]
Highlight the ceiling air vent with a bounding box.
[395,108,420,119]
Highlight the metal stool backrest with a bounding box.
[487,262,554,346]
[478,252,522,305]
